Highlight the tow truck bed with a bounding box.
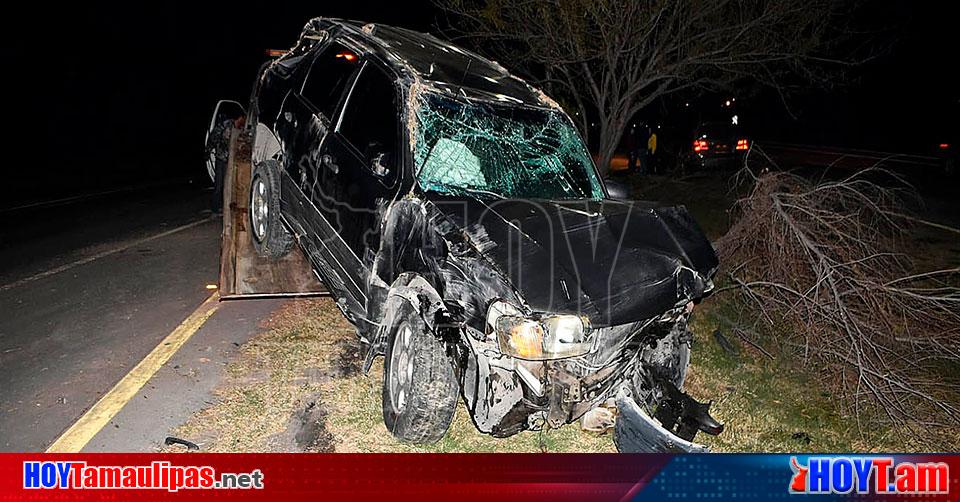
[218,127,327,299]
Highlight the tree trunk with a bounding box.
[596,116,625,178]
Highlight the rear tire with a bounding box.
[382,300,458,443]
[249,161,293,259]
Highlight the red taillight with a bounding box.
[336,52,358,62]
[693,139,709,152]
[940,143,951,150]
[736,138,749,150]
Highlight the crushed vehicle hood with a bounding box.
[426,193,719,327]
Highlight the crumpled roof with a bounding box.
[303,18,547,107]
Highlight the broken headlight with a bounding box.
[486,300,592,360]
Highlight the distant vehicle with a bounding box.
[683,120,750,170]
[936,140,956,176]
[204,100,245,210]
[207,18,722,451]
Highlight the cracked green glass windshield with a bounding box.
[413,92,604,200]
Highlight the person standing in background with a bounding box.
[647,127,658,175]
[626,124,639,173]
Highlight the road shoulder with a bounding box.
[83,298,284,452]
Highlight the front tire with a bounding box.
[382,300,458,443]
[249,161,293,259]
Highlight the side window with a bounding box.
[337,64,399,167]
[299,42,361,119]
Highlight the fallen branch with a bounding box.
[716,161,960,432]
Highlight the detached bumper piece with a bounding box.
[614,384,723,453]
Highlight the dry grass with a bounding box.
[168,298,614,453]
[166,299,353,452]
[686,305,921,452]
[324,357,616,453]
[165,294,955,453]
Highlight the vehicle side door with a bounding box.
[282,41,369,305]
[313,60,403,299]
[285,41,362,201]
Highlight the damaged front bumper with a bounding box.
[456,307,726,449]
[614,386,719,453]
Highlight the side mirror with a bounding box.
[370,152,391,178]
[605,179,631,200]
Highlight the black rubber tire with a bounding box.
[249,161,293,259]
[382,300,458,443]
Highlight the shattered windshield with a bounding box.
[413,92,605,201]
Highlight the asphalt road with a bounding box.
[0,183,224,451]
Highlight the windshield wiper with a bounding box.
[458,186,505,199]
[429,183,505,200]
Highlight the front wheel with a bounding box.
[382,300,458,443]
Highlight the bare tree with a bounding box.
[436,0,859,174]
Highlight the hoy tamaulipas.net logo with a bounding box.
[23,460,264,492]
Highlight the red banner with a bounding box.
[3,453,959,501]
[1,453,669,501]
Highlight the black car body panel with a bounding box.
[424,194,717,327]
[235,17,722,449]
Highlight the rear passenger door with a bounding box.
[281,40,369,304]
[286,41,362,202]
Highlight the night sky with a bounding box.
[6,1,956,206]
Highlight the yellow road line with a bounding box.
[46,292,221,453]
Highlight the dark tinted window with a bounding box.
[338,64,398,162]
[300,42,361,119]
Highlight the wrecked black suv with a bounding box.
[238,18,722,451]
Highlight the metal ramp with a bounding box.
[218,128,328,300]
